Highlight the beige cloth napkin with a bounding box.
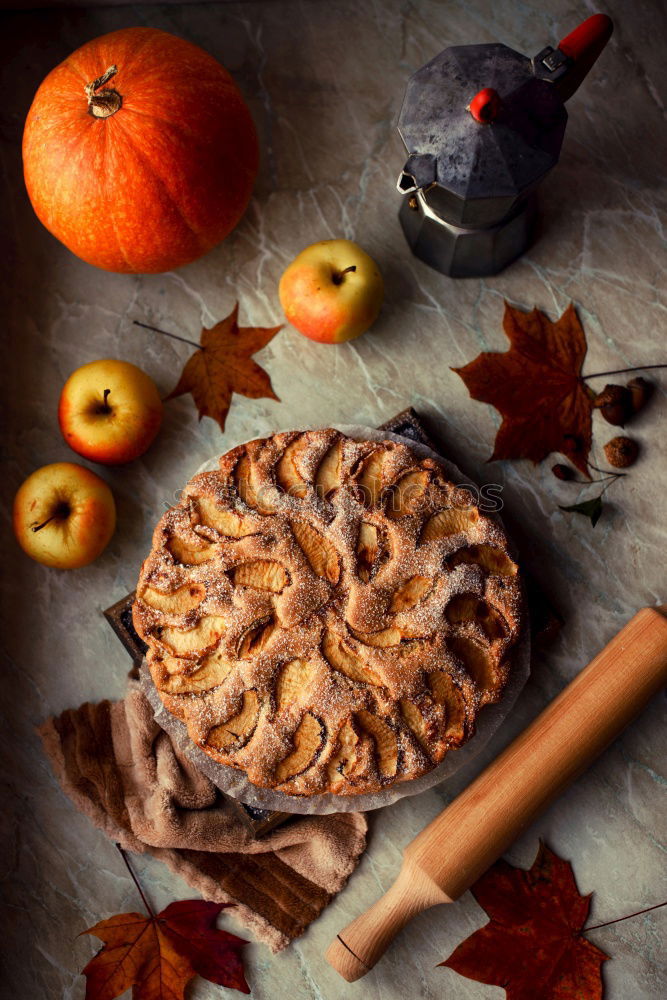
[39,686,367,952]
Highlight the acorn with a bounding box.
[551,464,574,481]
[593,383,633,426]
[627,376,653,415]
[604,436,639,469]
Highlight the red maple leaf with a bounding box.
[82,899,250,999]
[166,303,282,432]
[452,302,595,476]
[440,842,608,1000]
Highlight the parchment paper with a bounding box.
[141,424,530,814]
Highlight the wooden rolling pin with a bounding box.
[326,606,667,982]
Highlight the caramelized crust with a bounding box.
[133,430,523,796]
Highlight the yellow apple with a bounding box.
[279,239,384,343]
[58,359,162,465]
[13,462,116,569]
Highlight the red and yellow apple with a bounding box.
[13,462,116,569]
[58,359,162,464]
[279,239,384,343]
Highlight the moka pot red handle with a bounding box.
[556,13,613,101]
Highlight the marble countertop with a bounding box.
[2,1,665,998]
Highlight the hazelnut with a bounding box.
[627,376,653,414]
[593,384,633,426]
[604,436,639,469]
[551,464,574,481]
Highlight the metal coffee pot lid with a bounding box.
[397,15,613,229]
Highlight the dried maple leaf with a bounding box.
[439,842,608,1000]
[166,303,282,432]
[82,899,250,999]
[452,302,595,476]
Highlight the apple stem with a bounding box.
[102,388,111,412]
[31,515,56,533]
[332,265,357,286]
[31,501,71,532]
[133,320,202,351]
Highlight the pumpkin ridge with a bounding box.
[53,60,90,91]
[118,88,257,209]
[98,122,137,271]
[110,113,209,250]
[123,89,253,151]
[107,204,135,272]
[121,104,236,157]
[125,28,225,86]
[121,106,205,145]
[69,27,160,87]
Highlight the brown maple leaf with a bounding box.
[452,302,595,476]
[439,842,608,1000]
[166,303,282,432]
[82,899,250,999]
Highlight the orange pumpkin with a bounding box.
[22,27,259,274]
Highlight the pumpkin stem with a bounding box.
[85,65,122,119]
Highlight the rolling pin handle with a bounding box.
[324,862,450,982]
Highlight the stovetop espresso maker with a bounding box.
[396,14,613,277]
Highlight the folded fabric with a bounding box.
[39,685,367,952]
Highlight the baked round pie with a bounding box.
[133,429,523,796]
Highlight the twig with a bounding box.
[582,364,667,381]
[587,461,627,478]
[567,475,620,486]
[116,843,155,918]
[133,320,201,351]
[585,900,667,932]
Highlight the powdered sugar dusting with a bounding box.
[133,429,525,797]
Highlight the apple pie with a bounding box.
[133,430,523,796]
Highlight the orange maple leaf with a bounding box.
[452,302,595,476]
[166,303,282,432]
[440,842,608,1000]
[82,899,249,999]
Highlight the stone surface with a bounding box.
[1,2,666,998]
